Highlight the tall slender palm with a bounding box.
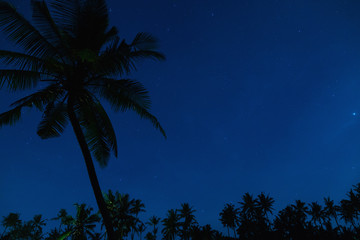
[239,193,257,221]
[178,203,197,240]
[103,191,137,239]
[136,222,146,240]
[130,199,146,240]
[339,199,358,230]
[1,213,21,239]
[308,202,325,229]
[323,197,341,230]
[162,209,180,240]
[60,203,101,240]
[30,215,46,239]
[291,200,308,225]
[147,216,161,240]
[256,193,274,219]
[0,0,165,239]
[219,203,239,238]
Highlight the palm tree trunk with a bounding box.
[67,99,116,240]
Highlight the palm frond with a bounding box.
[96,78,151,110]
[10,83,65,111]
[73,92,117,167]
[0,106,22,127]
[31,0,66,53]
[0,84,65,128]
[52,0,110,52]
[102,26,118,47]
[96,37,132,76]
[0,1,57,58]
[97,78,166,138]
[131,32,160,50]
[37,102,68,139]
[129,50,165,62]
[96,36,164,77]
[0,50,45,71]
[49,0,80,35]
[0,70,41,91]
[90,100,118,158]
[132,104,166,138]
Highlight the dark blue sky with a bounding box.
[1,0,360,232]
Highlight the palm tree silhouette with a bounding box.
[59,203,101,240]
[0,1,165,239]
[130,199,146,240]
[136,222,146,240]
[162,209,180,240]
[339,199,358,230]
[30,215,46,239]
[291,200,308,225]
[178,203,197,240]
[255,192,274,220]
[147,216,161,240]
[219,203,239,238]
[239,193,257,221]
[103,191,138,239]
[1,213,21,239]
[308,202,325,229]
[323,197,341,231]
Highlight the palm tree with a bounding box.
[162,209,180,240]
[308,202,325,229]
[30,214,46,239]
[60,203,101,240]
[339,199,358,230]
[178,203,197,240]
[323,197,341,230]
[219,203,239,238]
[104,191,137,239]
[1,213,21,239]
[147,216,161,240]
[136,222,146,240]
[256,193,274,220]
[0,1,165,239]
[52,209,73,233]
[239,193,257,221]
[291,200,308,225]
[130,199,146,240]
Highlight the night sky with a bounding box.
[1,0,360,232]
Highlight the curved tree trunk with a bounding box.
[67,98,116,240]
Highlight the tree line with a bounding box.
[2,184,360,240]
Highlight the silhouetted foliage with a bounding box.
[2,185,360,239]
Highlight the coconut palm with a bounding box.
[130,199,146,240]
[1,213,21,239]
[323,197,341,230]
[147,216,161,240]
[219,203,239,238]
[178,203,197,240]
[162,209,180,240]
[308,202,325,229]
[136,222,146,240]
[255,193,274,220]
[30,215,46,239]
[0,0,165,239]
[339,199,358,230]
[239,193,257,221]
[103,191,137,239]
[60,203,101,240]
[291,200,308,225]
